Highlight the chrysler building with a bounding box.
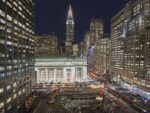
[65,5,74,55]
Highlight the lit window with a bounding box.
[13,94,17,99]
[13,83,17,87]
[6,97,11,104]
[0,88,4,94]
[0,102,4,108]
[7,105,12,110]
[22,89,25,92]
[6,85,11,90]
[0,18,5,24]
[7,15,12,21]
[18,91,21,95]
[2,0,5,3]
[7,2,12,8]
[0,10,5,17]
[13,19,17,24]
[13,89,16,93]
[13,1,17,7]
[0,67,4,71]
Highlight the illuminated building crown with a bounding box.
[66,5,74,24]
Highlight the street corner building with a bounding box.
[0,0,35,113]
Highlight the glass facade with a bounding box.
[0,0,35,112]
[111,0,150,89]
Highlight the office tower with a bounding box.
[35,34,58,56]
[65,5,74,55]
[111,0,150,94]
[0,0,35,112]
[83,31,90,57]
[94,35,111,75]
[111,4,130,82]
[90,17,104,46]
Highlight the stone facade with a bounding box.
[35,57,88,83]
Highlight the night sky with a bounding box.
[35,0,129,42]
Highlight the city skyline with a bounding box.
[0,0,150,113]
[35,0,129,42]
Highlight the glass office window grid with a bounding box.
[94,38,111,74]
[0,0,35,112]
[112,0,150,87]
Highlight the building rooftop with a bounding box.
[35,56,87,62]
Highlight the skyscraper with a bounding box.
[83,31,90,57]
[66,5,74,42]
[0,0,35,112]
[89,17,104,47]
[94,35,111,75]
[111,0,150,94]
[65,5,74,55]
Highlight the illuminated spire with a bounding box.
[66,5,74,24]
[66,4,74,43]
